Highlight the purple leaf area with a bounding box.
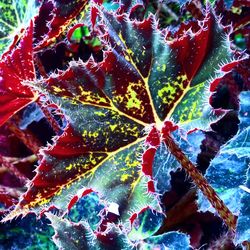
[0,0,250,249]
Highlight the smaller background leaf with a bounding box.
[0,213,56,249]
[198,91,250,244]
[0,0,39,55]
[141,231,191,250]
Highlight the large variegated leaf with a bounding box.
[102,10,234,128]
[198,91,250,244]
[0,0,39,56]
[6,10,236,226]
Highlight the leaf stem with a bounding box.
[36,97,62,135]
[0,155,28,185]
[163,134,237,231]
[6,120,42,154]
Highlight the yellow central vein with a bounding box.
[117,31,162,127]
[110,102,148,127]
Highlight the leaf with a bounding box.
[119,0,145,13]
[198,91,250,244]
[236,168,250,245]
[0,213,56,249]
[7,10,236,225]
[128,207,164,241]
[0,0,39,56]
[46,210,135,250]
[33,0,89,50]
[46,214,98,250]
[0,22,38,127]
[141,231,191,250]
[102,10,234,127]
[66,191,105,230]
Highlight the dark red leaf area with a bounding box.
[101,51,155,123]
[0,23,36,127]
[0,97,34,128]
[67,195,78,211]
[33,1,54,45]
[34,0,88,50]
[145,126,160,147]
[185,0,205,20]
[20,151,106,207]
[20,123,112,207]
[43,126,95,158]
[215,0,250,30]
[210,59,250,109]
[46,63,110,107]
[170,14,213,81]
[141,127,160,192]
[167,20,200,40]
[142,148,156,177]
[0,192,17,208]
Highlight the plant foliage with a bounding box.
[0,0,249,249]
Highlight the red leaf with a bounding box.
[34,0,89,50]
[170,13,213,81]
[0,22,37,127]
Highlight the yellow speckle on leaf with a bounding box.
[66,163,73,171]
[53,86,63,93]
[126,85,141,109]
[110,124,117,131]
[121,174,130,182]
